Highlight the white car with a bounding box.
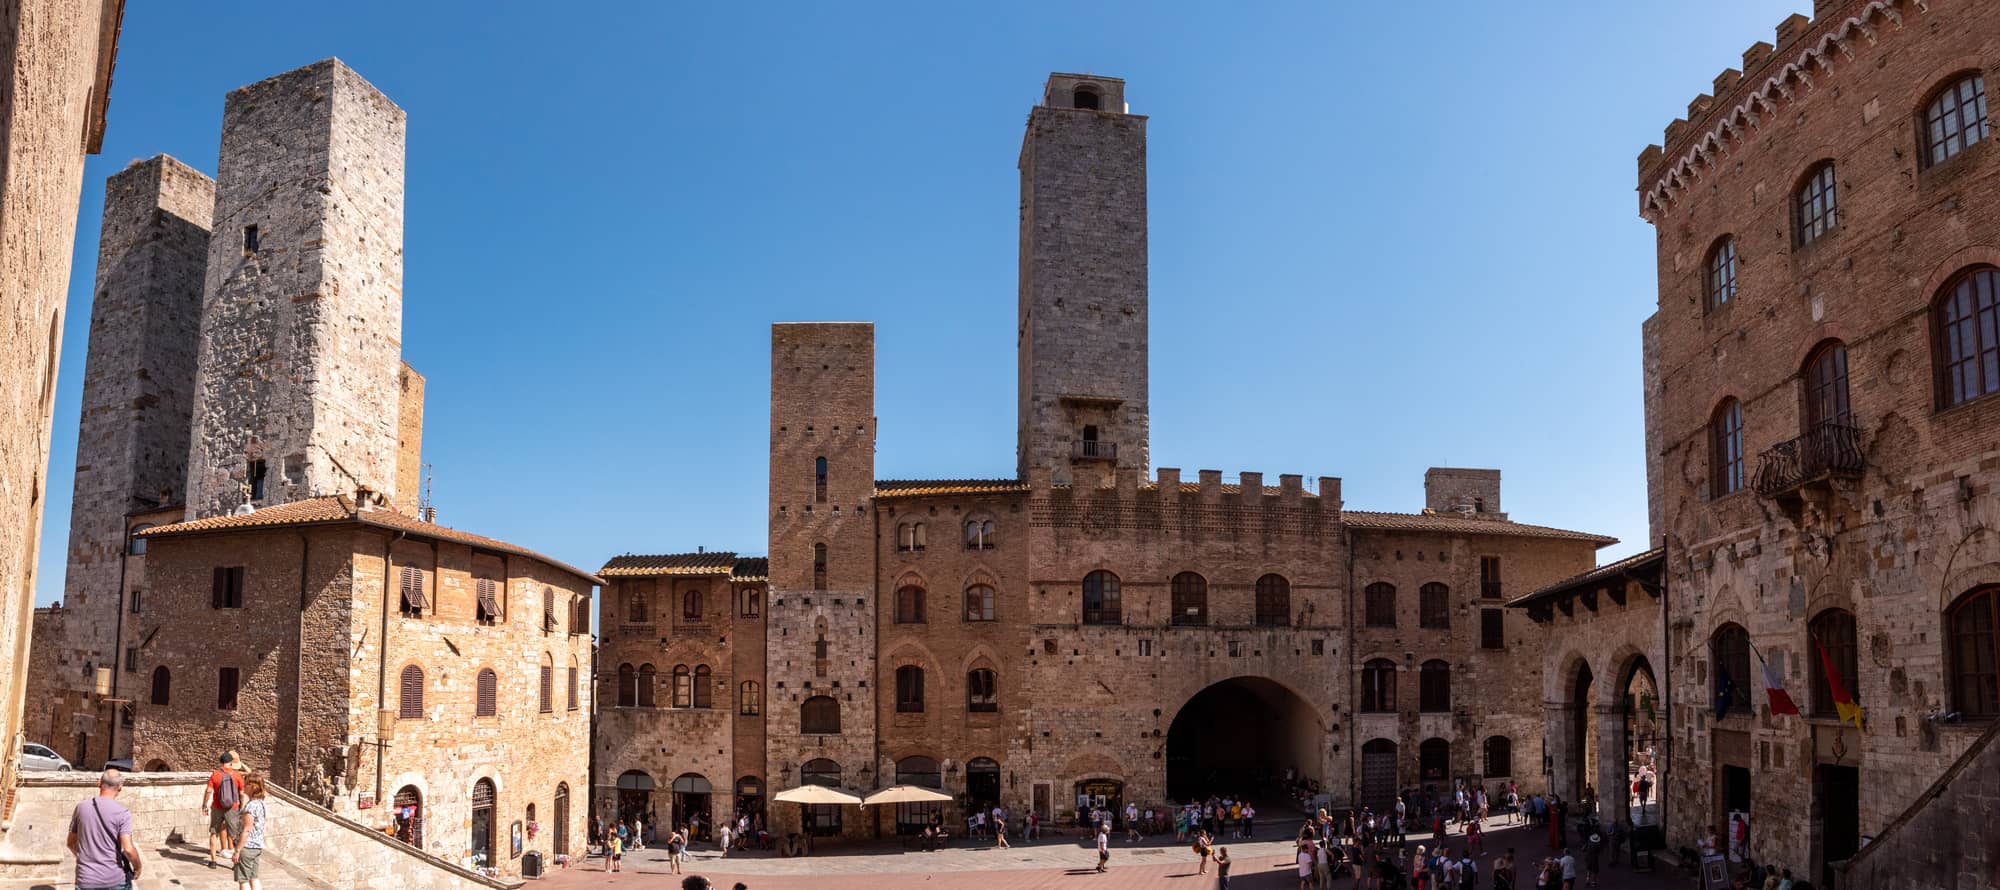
[19,743,72,771]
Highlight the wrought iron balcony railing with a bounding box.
[1073,440,1117,460]
[1752,421,1864,498]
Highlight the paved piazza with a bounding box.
[536,819,1692,889]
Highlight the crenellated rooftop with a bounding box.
[1636,0,1928,222]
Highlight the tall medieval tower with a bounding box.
[185,59,410,519]
[55,156,212,686]
[1016,73,1149,484]
[764,323,878,826]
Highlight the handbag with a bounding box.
[88,799,136,881]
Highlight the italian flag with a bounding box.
[1756,646,1800,716]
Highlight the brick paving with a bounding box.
[536,819,1697,889]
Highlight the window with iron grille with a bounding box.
[1795,162,1838,247]
[397,564,425,618]
[1480,557,1502,599]
[1711,399,1744,497]
[1419,582,1450,629]
[217,667,240,711]
[1082,570,1121,625]
[1255,574,1291,627]
[1923,73,1989,168]
[476,668,498,717]
[896,665,925,713]
[1705,237,1737,311]
[212,566,245,609]
[539,663,553,713]
[1935,267,2000,410]
[1364,583,1396,628]
[399,664,424,718]
[967,668,997,713]
[1480,609,1505,650]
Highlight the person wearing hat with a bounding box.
[203,751,246,868]
[1583,831,1603,886]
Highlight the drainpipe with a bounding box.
[292,530,310,790]
[1658,548,1673,840]
[376,529,407,807]
[1345,527,1358,808]
[106,521,135,767]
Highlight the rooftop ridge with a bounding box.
[1637,0,1924,222]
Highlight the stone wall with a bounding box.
[0,0,121,827]
[186,59,406,519]
[1635,0,2000,879]
[1837,720,2000,890]
[1016,73,1149,482]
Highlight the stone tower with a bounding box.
[1016,73,1149,484]
[57,155,213,678]
[185,59,408,519]
[764,323,878,824]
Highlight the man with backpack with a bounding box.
[203,752,245,869]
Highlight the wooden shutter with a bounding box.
[539,665,553,713]
[212,567,226,609]
[476,578,498,622]
[477,669,497,717]
[399,665,424,718]
[567,666,578,710]
[543,589,556,632]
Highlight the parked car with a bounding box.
[19,742,71,771]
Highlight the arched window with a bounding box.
[399,665,424,719]
[1255,574,1291,627]
[1810,608,1860,719]
[1705,236,1737,310]
[693,664,713,709]
[617,663,636,708]
[739,680,761,716]
[1073,85,1101,110]
[1947,586,2000,718]
[964,519,995,550]
[1419,582,1451,629]
[1419,738,1449,781]
[150,666,170,706]
[1922,73,1989,168]
[627,589,648,624]
[967,668,998,713]
[895,585,926,624]
[637,663,657,708]
[1804,341,1852,428]
[1795,162,1838,247]
[814,456,828,502]
[682,588,703,621]
[672,664,692,708]
[1935,267,2000,409]
[964,584,996,622]
[1711,623,1752,716]
[1484,736,1513,778]
[813,543,827,591]
[471,778,496,862]
[539,655,554,714]
[898,522,923,552]
[1171,572,1208,626]
[476,668,498,717]
[1361,659,1397,713]
[1711,399,1744,498]
[1364,583,1397,628]
[801,696,841,734]
[895,665,925,713]
[1420,659,1452,712]
[1082,570,1121,625]
[801,758,840,787]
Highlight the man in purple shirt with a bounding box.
[67,769,144,890]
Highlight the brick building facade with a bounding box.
[593,73,1614,840]
[1610,0,2000,884]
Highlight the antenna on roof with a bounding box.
[419,462,436,523]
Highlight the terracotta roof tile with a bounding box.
[1342,510,1617,545]
[600,551,740,577]
[874,479,1030,498]
[1509,547,1666,608]
[141,496,605,585]
[731,557,769,582]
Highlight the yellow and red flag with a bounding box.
[1815,636,1865,731]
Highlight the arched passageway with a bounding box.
[1570,662,1596,801]
[1166,676,1321,801]
[1620,656,1662,826]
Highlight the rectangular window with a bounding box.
[475,577,499,625]
[1480,557,1503,599]
[1137,639,1153,657]
[1311,639,1325,657]
[211,566,245,609]
[130,589,141,614]
[1227,641,1243,657]
[248,459,267,500]
[539,665,554,714]
[125,647,137,673]
[740,589,760,618]
[1481,609,1505,650]
[243,225,259,253]
[568,666,579,710]
[217,667,240,711]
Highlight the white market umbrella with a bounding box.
[862,785,953,806]
[772,784,865,806]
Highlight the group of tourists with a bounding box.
[62,751,269,890]
[1168,795,1260,841]
[589,810,771,872]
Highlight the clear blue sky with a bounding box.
[36,0,1810,605]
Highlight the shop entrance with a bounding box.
[1815,763,1859,885]
[471,778,496,868]
[1073,778,1123,829]
[966,757,1001,809]
[672,774,713,840]
[392,785,423,849]
[616,770,655,826]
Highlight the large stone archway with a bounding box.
[1165,675,1322,802]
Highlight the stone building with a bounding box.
[1619,0,2000,884]
[129,495,596,877]
[0,0,125,831]
[594,73,1614,839]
